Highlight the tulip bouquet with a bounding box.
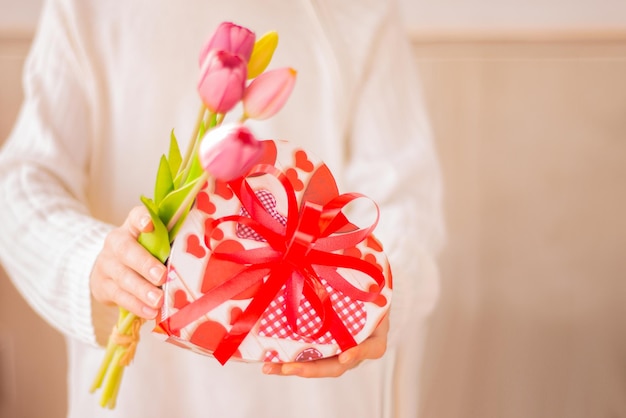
[90,21,297,409]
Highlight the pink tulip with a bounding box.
[198,50,247,114]
[243,67,297,120]
[199,123,263,181]
[199,22,255,66]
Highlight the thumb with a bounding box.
[124,205,154,238]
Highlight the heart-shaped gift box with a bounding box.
[153,139,392,364]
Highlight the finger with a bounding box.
[125,205,154,237]
[109,262,163,310]
[107,229,166,286]
[262,315,390,378]
[269,356,351,378]
[96,276,160,319]
[262,349,361,378]
[91,250,163,318]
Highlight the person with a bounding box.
[0,0,444,417]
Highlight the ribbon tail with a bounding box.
[161,266,271,335]
[284,270,305,334]
[328,308,358,353]
[302,284,357,352]
[213,267,291,365]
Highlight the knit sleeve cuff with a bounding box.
[62,218,116,347]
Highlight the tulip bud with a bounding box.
[243,67,297,120]
[198,51,247,114]
[199,22,256,66]
[198,123,263,181]
[247,31,279,79]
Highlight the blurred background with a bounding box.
[1,1,625,417]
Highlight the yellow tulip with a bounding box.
[247,31,279,79]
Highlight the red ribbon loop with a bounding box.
[160,164,386,364]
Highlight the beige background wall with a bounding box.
[3,0,626,32]
[403,0,626,31]
[415,38,626,417]
[2,2,626,418]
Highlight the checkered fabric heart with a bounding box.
[263,350,281,363]
[236,189,287,241]
[258,278,366,344]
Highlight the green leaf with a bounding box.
[154,155,174,205]
[167,209,189,243]
[137,196,170,263]
[175,120,205,187]
[173,170,185,188]
[168,130,182,177]
[184,153,204,187]
[157,177,201,228]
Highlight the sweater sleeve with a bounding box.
[344,7,446,347]
[0,0,113,346]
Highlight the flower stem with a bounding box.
[90,308,142,400]
[117,310,138,335]
[89,334,117,392]
[108,365,125,409]
[180,104,207,173]
[100,348,125,408]
[178,110,216,186]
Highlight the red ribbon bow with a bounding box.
[160,164,386,364]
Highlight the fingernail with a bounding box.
[262,364,274,374]
[147,289,162,306]
[142,306,158,318]
[150,266,165,283]
[139,215,151,230]
[339,352,352,364]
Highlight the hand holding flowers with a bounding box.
[89,21,296,409]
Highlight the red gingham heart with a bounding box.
[236,189,286,241]
[264,350,281,363]
[257,278,366,345]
